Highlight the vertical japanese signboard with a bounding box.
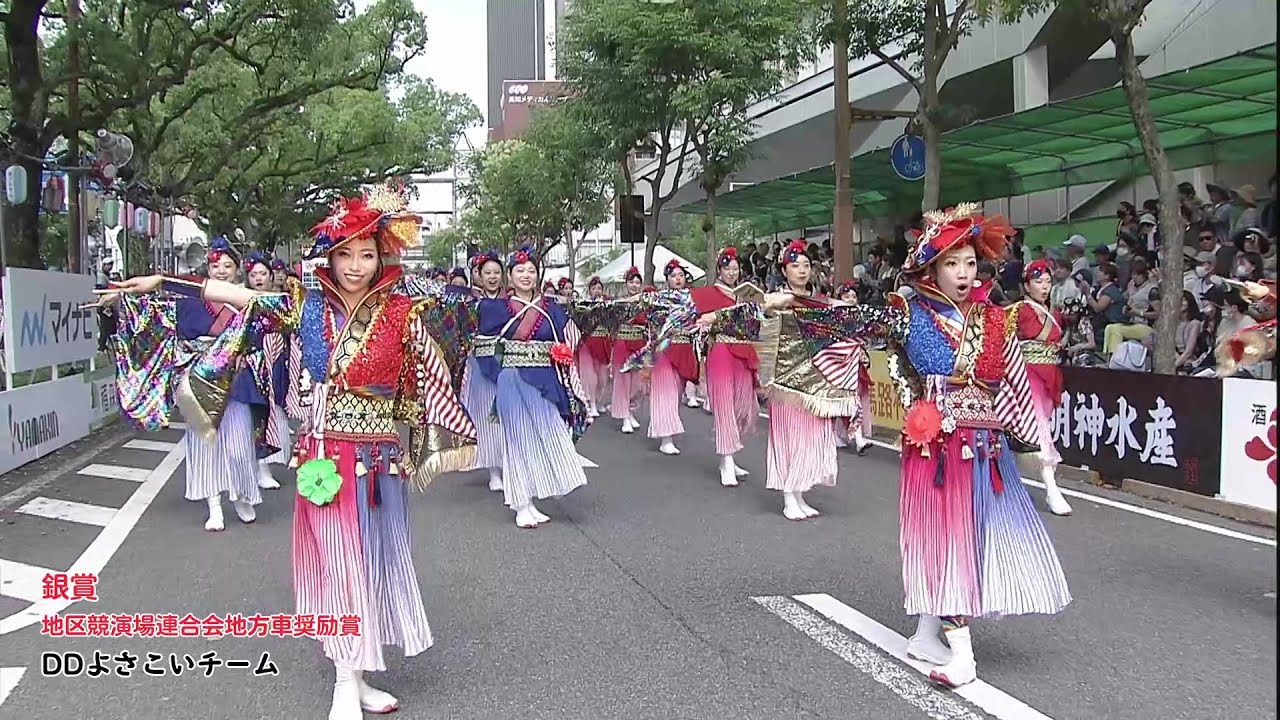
[866,350,905,432]
[1051,367,1222,495]
[1218,378,1276,512]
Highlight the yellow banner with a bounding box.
[867,350,905,433]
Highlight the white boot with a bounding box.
[796,492,820,518]
[782,492,807,521]
[231,496,256,523]
[587,402,600,418]
[621,417,636,434]
[528,503,551,524]
[834,426,848,449]
[257,463,280,489]
[929,625,977,688]
[1041,463,1073,516]
[718,456,739,487]
[731,457,749,477]
[514,504,539,529]
[686,394,701,408]
[355,671,399,714]
[487,467,504,492]
[204,495,225,532]
[906,615,953,666]
[658,437,680,455]
[329,665,362,720]
[853,427,870,455]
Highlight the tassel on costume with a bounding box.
[961,444,974,460]
[355,460,368,477]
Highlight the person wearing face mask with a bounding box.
[98,186,479,719]
[574,276,612,419]
[459,249,508,492]
[677,204,1070,688]
[243,251,289,492]
[610,267,650,433]
[1184,248,1220,311]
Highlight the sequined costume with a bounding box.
[1012,296,1065,469]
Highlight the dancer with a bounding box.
[577,276,612,418]
[557,276,575,303]
[448,266,469,288]
[102,188,477,719]
[270,257,290,291]
[460,249,507,492]
[1014,260,1072,515]
[832,280,872,456]
[647,260,699,455]
[244,251,288,490]
[689,247,759,486]
[610,267,648,434]
[689,205,1071,687]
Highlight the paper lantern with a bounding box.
[4,165,27,204]
[102,199,119,226]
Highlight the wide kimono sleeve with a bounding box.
[398,279,479,394]
[177,283,305,442]
[399,302,479,489]
[113,294,213,431]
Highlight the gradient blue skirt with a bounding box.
[462,356,504,470]
[495,368,587,509]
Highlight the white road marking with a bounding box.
[0,430,130,511]
[0,559,57,603]
[0,443,185,637]
[752,595,983,720]
[578,454,599,468]
[795,593,1056,720]
[167,422,188,430]
[123,439,180,452]
[17,497,117,527]
[0,667,26,710]
[76,463,151,483]
[862,439,1276,548]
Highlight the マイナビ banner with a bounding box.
[3,268,97,373]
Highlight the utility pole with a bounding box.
[831,0,855,284]
[66,0,83,274]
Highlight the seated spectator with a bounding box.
[1230,184,1260,236]
[1084,262,1126,349]
[1184,246,1219,310]
[1063,234,1089,273]
[1049,258,1082,310]
[1103,262,1159,354]
[1233,250,1264,282]
[1060,297,1102,366]
[1136,213,1159,254]
[1238,227,1275,278]
[1113,233,1139,287]
[1173,290,1205,373]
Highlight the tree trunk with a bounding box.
[920,77,943,212]
[3,0,51,268]
[831,0,855,284]
[1113,28,1182,374]
[704,188,718,279]
[1,158,46,269]
[565,224,578,284]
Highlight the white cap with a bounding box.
[1064,234,1087,248]
[1139,213,1157,225]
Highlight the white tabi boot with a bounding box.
[782,492,807,521]
[906,615,953,666]
[355,671,400,714]
[796,492,820,518]
[731,457,749,477]
[929,625,977,688]
[1041,462,1073,516]
[230,493,256,523]
[658,437,680,455]
[621,416,637,434]
[528,503,551,524]
[586,401,600,418]
[257,462,280,489]
[329,664,362,720]
[204,495,225,532]
[718,456,739,487]
[853,426,871,455]
[488,467,504,492]
[514,504,540,529]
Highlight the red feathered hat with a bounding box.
[778,239,808,267]
[305,183,421,260]
[663,258,685,277]
[1022,258,1053,283]
[717,246,739,267]
[624,266,642,282]
[902,203,1012,274]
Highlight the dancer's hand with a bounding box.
[94,274,163,296]
[1240,280,1272,302]
[763,292,794,311]
[695,312,717,331]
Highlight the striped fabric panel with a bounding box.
[647,353,685,438]
[706,346,756,456]
[765,400,838,492]
[183,400,261,504]
[812,340,870,391]
[285,336,304,420]
[994,334,1040,446]
[408,316,476,442]
[562,320,589,405]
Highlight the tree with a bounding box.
[458,139,550,252]
[560,0,814,283]
[423,224,464,269]
[992,0,1180,374]
[666,212,755,282]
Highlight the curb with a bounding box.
[869,428,1276,530]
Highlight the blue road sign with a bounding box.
[890,134,926,182]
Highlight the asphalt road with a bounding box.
[0,405,1275,720]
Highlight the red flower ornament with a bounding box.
[1243,409,1277,484]
[904,400,943,449]
[550,342,574,367]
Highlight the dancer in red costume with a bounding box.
[610,267,649,433]
[647,259,700,455]
[1014,260,1073,515]
[576,276,612,418]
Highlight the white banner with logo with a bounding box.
[86,369,120,430]
[0,376,93,475]
[2,268,97,372]
[1218,378,1277,512]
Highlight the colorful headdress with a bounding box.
[241,250,270,274]
[779,239,807,266]
[623,266,642,282]
[269,257,287,272]
[587,275,603,289]
[206,235,239,265]
[431,267,447,279]
[304,183,422,260]
[557,277,573,290]
[902,203,1012,274]
[717,246,739,268]
[506,244,538,269]
[836,280,858,298]
[449,266,468,281]
[542,281,556,293]
[469,249,501,271]
[663,259,685,278]
[1022,259,1052,283]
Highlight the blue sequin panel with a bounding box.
[300,291,332,381]
[903,299,958,376]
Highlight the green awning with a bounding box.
[679,44,1276,234]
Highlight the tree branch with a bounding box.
[870,48,922,92]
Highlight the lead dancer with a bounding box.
[102,187,477,719]
[460,249,507,492]
[688,205,1071,687]
[1015,260,1072,515]
[610,267,648,434]
[577,276,612,418]
[647,260,699,455]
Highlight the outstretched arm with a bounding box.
[97,274,261,310]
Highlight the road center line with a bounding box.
[752,595,983,720]
[0,443,186,637]
[794,593,1056,720]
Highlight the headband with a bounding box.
[1022,259,1052,283]
[449,266,468,281]
[717,246,739,268]
[779,239,807,267]
[207,235,239,265]
[663,259,685,278]
[624,266,642,282]
[507,244,538,270]
[469,249,501,271]
[241,251,270,274]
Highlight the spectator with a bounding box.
[1230,184,1260,235]
[1084,262,1126,349]
[1166,289,1204,373]
[1239,227,1276,279]
[1062,234,1089,273]
[1049,257,1082,310]
[1184,248,1219,310]
[1092,244,1115,272]
[1233,251,1264,282]
[1136,212,1159,254]
[1207,183,1234,237]
[976,260,1007,305]
[1116,201,1139,238]
[1113,233,1139,287]
[1125,260,1159,322]
[1261,174,1278,240]
[998,241,1024,298]
[1060,297,1101,366]
[1178,182,1205,226]
[1216,289,1255,348]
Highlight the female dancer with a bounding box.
[692,205,1071,687]
[689,247,758,486]
[610,267,649,434]
[557,276,575,303]
[647,260,699,455]
[270,257,290,291]
[1015,260,1073,515]
[448,266,469,288]
[243,251,289,490]
[832,280,872,456]
[460,249,507,492]
[577,276,612,418]
[103,188,477,719]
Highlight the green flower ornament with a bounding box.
[296,458,342,506]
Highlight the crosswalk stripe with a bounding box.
[77,464,150,483]
[123,439,180,452]
[578,454,598,468]
[17,497,117,528]
[0,559,58,603]
[0,667,26,710]
[167,422,188,430]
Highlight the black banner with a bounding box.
[1051,367,1222,496]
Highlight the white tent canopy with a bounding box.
[591,244,706,285]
